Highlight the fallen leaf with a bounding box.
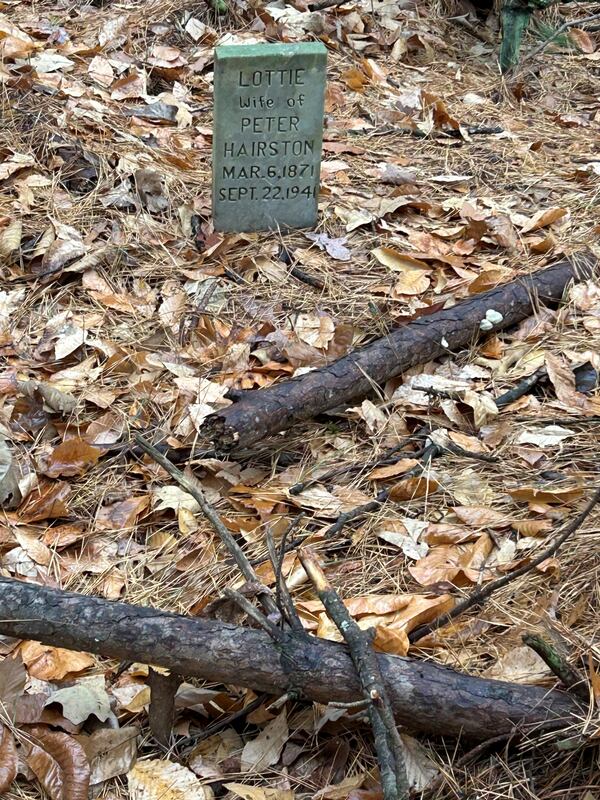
[569,28,595,53]
[508,486,584,504]
[305,233,351,261]
[128,758,214,799]
[0,436,21,510]
[225,784,294,800]
[409,534,494,587]
[241,710,288,773]
[293,313,335,349]
[46,676,111,725]
[111,683,151,713]
[515,425,575,447]
[452,506,510,528]
[520,207,567,234]
[75,726,138,785]
[545,352,590,411]
[44,438,101,478]
[17,481,70,523]
[26,726,90,800]
[368,459,419,480]
[389,476,438,501]
[512,519,553,537]
[484,646,551,684]
[20,642,94,681]
[95,496,149,531]
[372,247,431,272]
[399,733,439,790]
[0,723,17,793]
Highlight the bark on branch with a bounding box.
[205,256,594,451]
[0,578,581,740]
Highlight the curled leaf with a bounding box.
[0,723,17,793]
[25,726,90,800]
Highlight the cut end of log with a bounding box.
[204,413,238,450]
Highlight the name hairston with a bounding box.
[223,139,315,157]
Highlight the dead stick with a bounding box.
[495,368,547,409]
[148,668,182,747]
[299,547,409,799]
[266,519,305,633]
[522,633,589,701]
[205,257,594,451]
[0,577,581,739]
[134,433,279,618]
[410,486,600,643]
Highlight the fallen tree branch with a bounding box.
[0,578,581,740]
[205,256,594,452]
[300,548,409,799]
[522,633,589,701]
[409,486,600,643]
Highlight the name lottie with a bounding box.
[238,68,305,87]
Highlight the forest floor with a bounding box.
[1,0,600,798]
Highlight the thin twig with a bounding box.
[222,588,283,641]
[325,442,441,539]
[179,694,267,753]
[299,548,409,800]
[410,487,600,643]
[289,265,325,290]
[134,434,279,618]
[266,516,305,633]
[522,633,589,701]
[526,13,600,61]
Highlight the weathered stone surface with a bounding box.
[212,42,327,232]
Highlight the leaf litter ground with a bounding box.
[1,1,600,799]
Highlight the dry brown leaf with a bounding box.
[25,726,90,800]
[508,486,584,504]
[293,313,335,349]
[0,723,17,793]
[545,352,591,411]
[75,726,138,785]
[225,784,294,800]
[371,247,431,272]
[20,642,94,681]
[44,438,101,478]
[392,270,431,296]
[241,710,288,773]
[484,646,551,684]
[368,459,419,480]
[569,28,595,53]
[409,534,494,587]
[389,476,438,501]
[512,519,553,537]
[17,481,71,523]
[128,758,214,799]
[452,506,510,528]
[0,219,22,257]
[520,207,567,233]
[95,496,150,531]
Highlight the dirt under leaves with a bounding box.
[1,0,600,799]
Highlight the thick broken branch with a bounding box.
[205,256,594,452]
[0,578,581,740]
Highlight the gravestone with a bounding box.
[212,42,327,233]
